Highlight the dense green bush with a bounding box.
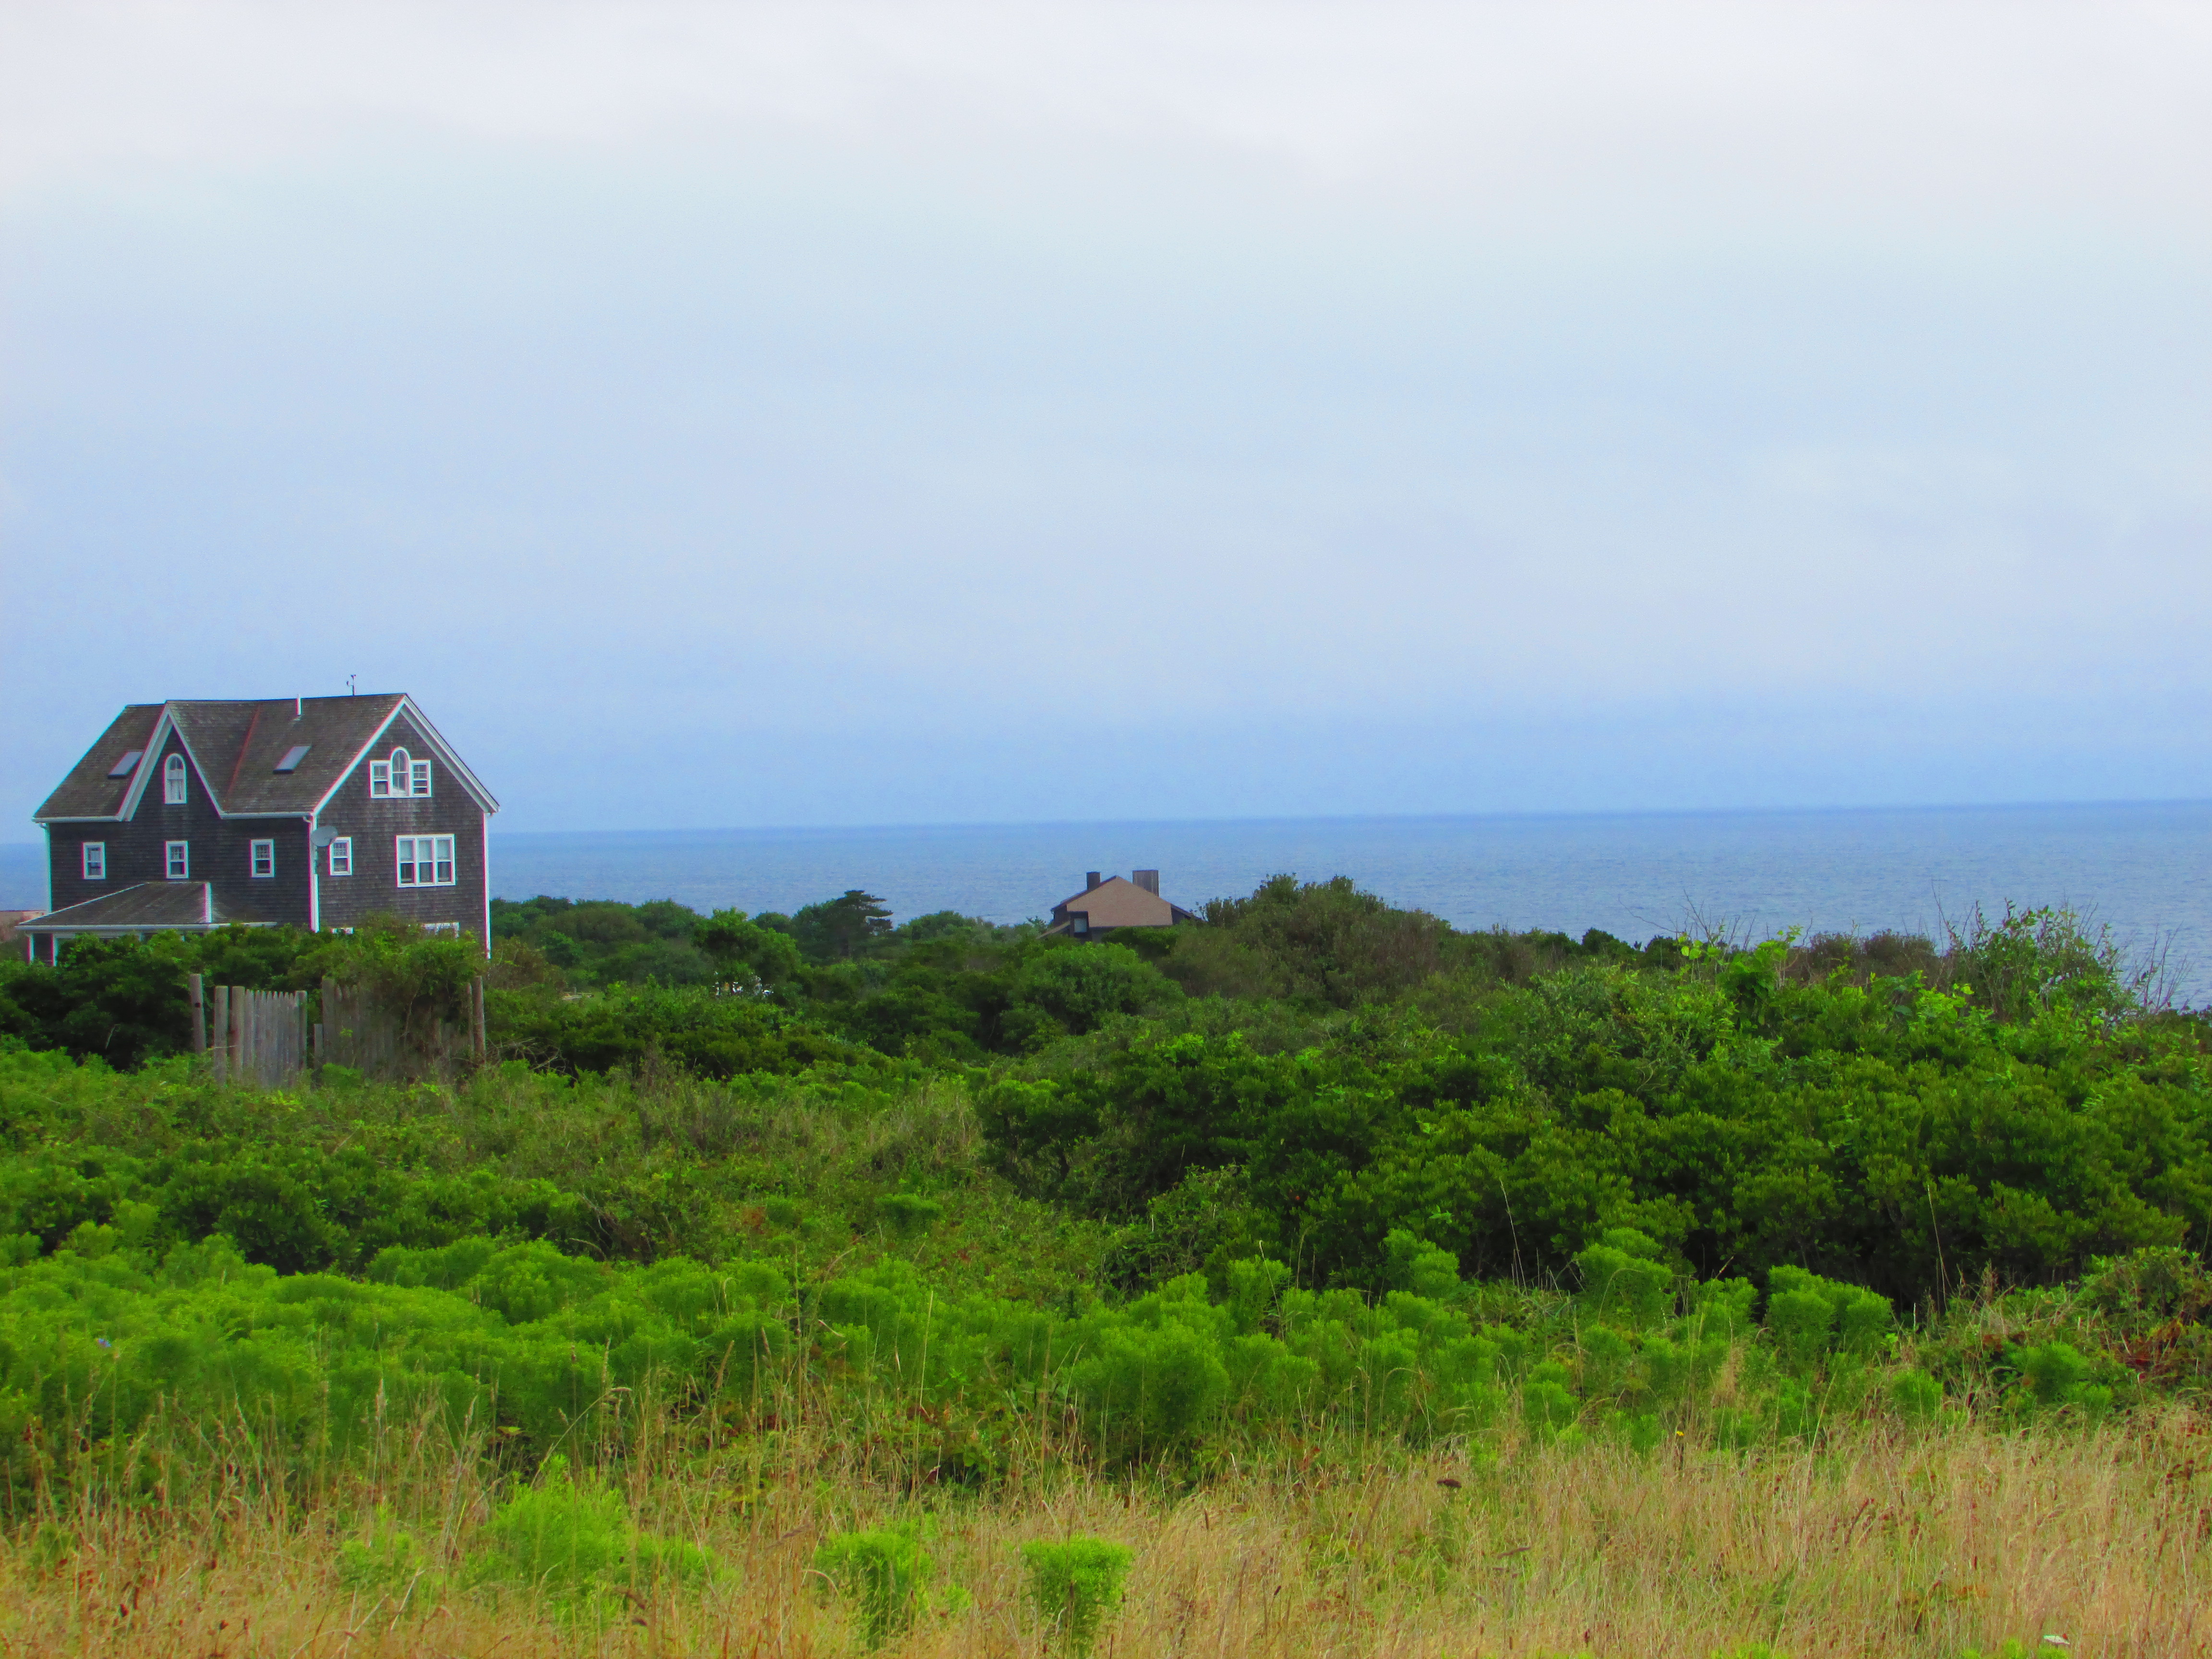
[1021,1536,1133,1656]
[980,956,2212,1306]
[814,1526,952,1648]
[490,983,853,1079]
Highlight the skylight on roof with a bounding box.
[107,750,144,779]
[274,744,312,773]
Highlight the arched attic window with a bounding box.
[369,746,433,798]
[163,753,187,805]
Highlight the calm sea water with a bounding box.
[8,801,2208,1002]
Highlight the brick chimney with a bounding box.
[1085,871,1101,890]
[1132,869,1160,895]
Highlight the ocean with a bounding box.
[7,799,2208,1003]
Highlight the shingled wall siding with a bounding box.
[313,710,488,939]
[45,730,313,925]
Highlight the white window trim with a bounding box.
[328,836,353,876]
[82,842,107,880]
[250,839,276,878]
[165,840,190,880]
[163,753,188,805]
[395,833,457,888]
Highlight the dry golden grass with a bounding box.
[4,1409,2208,1659]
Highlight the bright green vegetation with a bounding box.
[1021,1535,1134,1655]
[0,881,2204,1654]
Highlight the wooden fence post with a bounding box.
[212,985,230,1082]
[473,976,487,1060]
[188,973,206,1055]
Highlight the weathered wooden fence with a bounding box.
[315,976,487,1082]
[187,973,486,1087]
[189,975,310,1089]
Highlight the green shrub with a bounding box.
[337,1508,426,1599]
[2010,1341,2113,1421]
[1069,1305,1231,1463]
[1021,1536,1134,1656]
[878,1192,945,1238]
[1574,1228,1674,1330]
[466,1457,714,1614]
[813,1526,945,1648]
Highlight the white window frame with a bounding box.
[165,841,190,880]
[250,839,276,878]
[370,746,433,799]
[422,921,461,937]
[395,833,457,888]
[82,842,106,880]
[163,753,188,804]
[328,837,353,877]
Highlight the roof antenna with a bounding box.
[347,674,357,697]
[294,695,302,719]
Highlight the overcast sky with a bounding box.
[3,1,2208,834]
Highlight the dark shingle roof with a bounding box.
[17,882,278,932]
[35,705,164,820]
[33,696,496,821]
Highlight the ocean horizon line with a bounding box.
[489,793,2212,842]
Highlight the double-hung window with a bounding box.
[395,834,456,887]
[370,747,433,798]
[328,837,353,876]
[250,839,276,878]
[163,754,188,804]
[82,842,106,880]
[165,841,190,879]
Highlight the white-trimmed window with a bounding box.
[250,839,276,878]
[82,842,106,880]
[328,837,353,877]
[369,746,433,798]
[163,753,188,804]
[423,922,461,937]
[165,841,190,879]
[395,834,456,887]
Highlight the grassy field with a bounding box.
[2,1408,2204,1657]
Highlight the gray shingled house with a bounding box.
[21,695,498,961]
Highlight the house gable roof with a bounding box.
[34,696,499,823]
[1051,876,1189,930]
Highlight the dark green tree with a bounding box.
[782,890,895,962]
[695,909,805,987]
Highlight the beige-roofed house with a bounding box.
[1046,870,1194,940]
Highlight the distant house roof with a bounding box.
[1047,872,1193,935]
[16,882,278,935]
[33,695,499,822]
